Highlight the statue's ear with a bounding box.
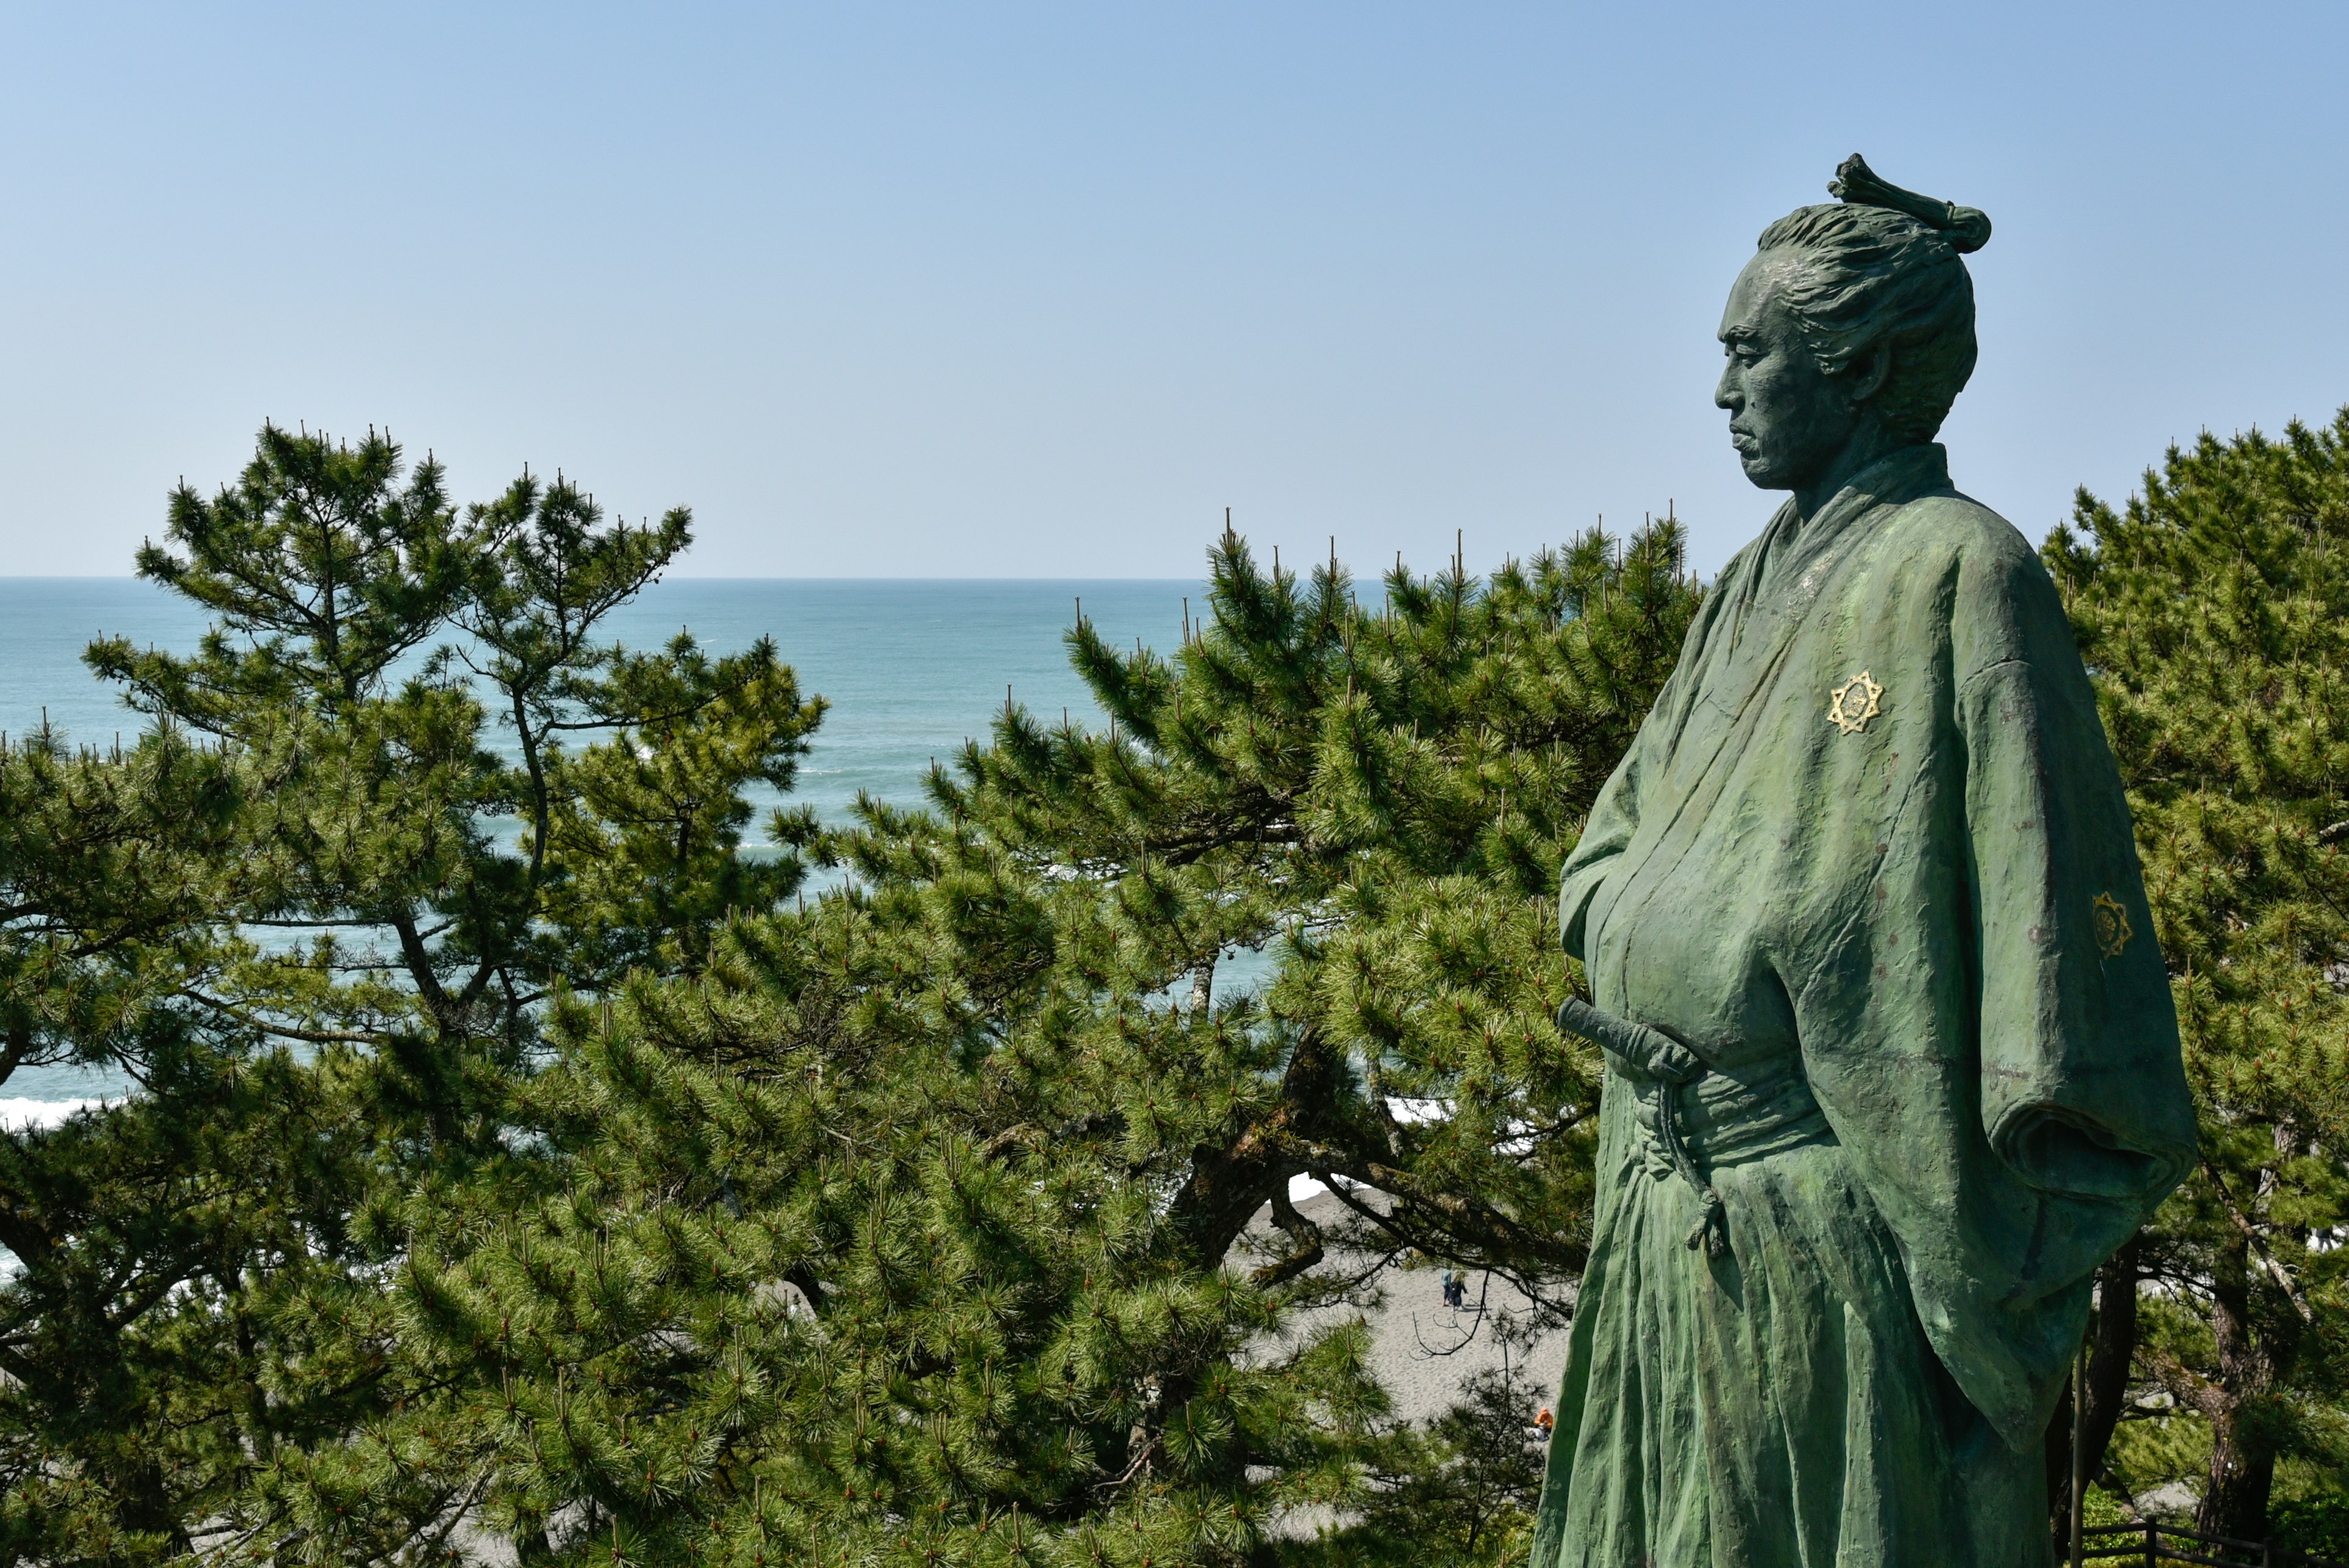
[1843,341,1895,407]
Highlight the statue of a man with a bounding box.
[1530,159,2197,1566]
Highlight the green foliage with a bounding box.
[61,404,2349,1558]
[539,634,826,980]
[2103,1407,2214,1514]
[2046,411,2349,1539]
[0,423,822,1564]
[44,399,2349,1561]
[1,425,1706,1562]
[256,937,1390,1566]
[897,523,1699,1299]
[0,723,240,1084]
[2271,1481,2349,1560]
[0,1045,359,1562]
[1285,1348,1549,1567]
[2081,1485,2136,1529]
[29,398,2349,1558]
[252,517,1696,1565]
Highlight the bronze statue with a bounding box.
[1530,158,2195,1566]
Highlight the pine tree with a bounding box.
[918,522,1698,1307]
[2044,414,2349,1539]
[1322,1357,1549,1566]
[299,519,1696,1565]
[0,723,267,1561]
[0,423,822,1562]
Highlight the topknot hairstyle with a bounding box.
[1753,155,1991,444]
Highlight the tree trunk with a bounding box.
[2081,1238,2141,1487]
[1168,1021,1338,1268]
[2048,1237,2143,1543]
[2044,1367,2073,1556]
[112,1456,186,1555]
[2197,1256,2290,1542]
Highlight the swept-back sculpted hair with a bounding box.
[1754,159,1990,444]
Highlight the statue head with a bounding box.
[1716,156,1990,499]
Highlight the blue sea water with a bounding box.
[0,577,1202,1111]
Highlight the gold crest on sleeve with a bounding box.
[2092,892,2134,958]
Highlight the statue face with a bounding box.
[1715,250,1862,492]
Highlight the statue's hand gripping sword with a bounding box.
[1554,995,1728,1258]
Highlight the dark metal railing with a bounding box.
[2080,1521,2349,1568]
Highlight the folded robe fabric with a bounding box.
[1532,445,2195,1567]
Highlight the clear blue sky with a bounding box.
[2,2,2342,580]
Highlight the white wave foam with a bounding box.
[0,1097,108,1131]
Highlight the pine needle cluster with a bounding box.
[0,418,1702,1564]
[0,423,822,1562]
[272,517,1699,1566]
[2045,413,2349,1539]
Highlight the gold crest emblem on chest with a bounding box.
[1827,670,1883,735]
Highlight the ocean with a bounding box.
[0,576,1203,1116]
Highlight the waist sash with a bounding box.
[1556,996,1832,1258]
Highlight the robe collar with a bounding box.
[1683,444,1957,738]
[1756,443,1955,605]
[1825,440,1953,513]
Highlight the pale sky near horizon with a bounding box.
[2,2,2343,583]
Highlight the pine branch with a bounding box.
[2199,1155,2317,1325]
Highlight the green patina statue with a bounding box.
[1529,158,2197,1566]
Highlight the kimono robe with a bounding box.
[1529,445,2196,1567]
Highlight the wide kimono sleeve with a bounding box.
[1932,539,2197,1443]
[1797,522,2199,1452]
[1958,552,2197,1210]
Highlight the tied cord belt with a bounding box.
[1556,996,1727,1258]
